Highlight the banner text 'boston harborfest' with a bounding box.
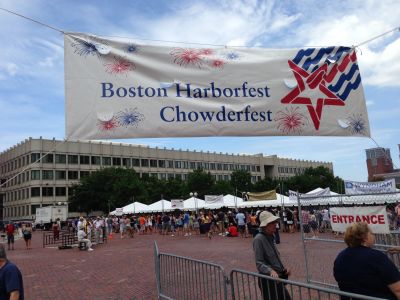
[64,32,370,139]
[100,82,273,123]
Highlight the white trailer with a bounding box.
[35,206,68,229]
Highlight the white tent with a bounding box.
[183,197,206,210]
[306,187,339,196]
[146,199,171,212]
[123,202,149,214]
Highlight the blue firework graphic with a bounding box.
[117,108,144,127]
[225,51,240,60]
[126,44,140,54]
[347,114,366,134]
[71,38,101,57]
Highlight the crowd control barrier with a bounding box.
[154,242,385,300]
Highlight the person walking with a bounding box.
[0,244,24,299]
[22,224,32,250]
[6,223,15,251]
[253,211,291,300]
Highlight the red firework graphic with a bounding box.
[211,59,225,69]
[98,118,118,131]
[200,48,213,56]
[104,56,135,75]
[275,107,308,134]
[170,48,203,68]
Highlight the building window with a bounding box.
[141,159,149,167]
[190,162,196,169]
[158,160,165,168]
[31,170,41,180]
[150,159,158,167]
[55,154,66,164]
[167,160,174,168]
[68,171,79,180]
[91,156,101,165]
[80,155,90,165]
[31,187,40,197]
[42,187,53,196]
[102,157,111,166]
[122,158,131,167]
[55,171,66,180]
[132,159,140,167]
[42,170,54,180]
[210,163,215,170]
[160,173,166,180]
[42,154,54,164]
[167,173,174,179]
[112,157,121,166]
[175,161,182,169]
[31,153,41,163]
[68,155,78,164]
[217,163,222,170]
[56,187,66,196]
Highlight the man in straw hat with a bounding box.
[253,211,291,300]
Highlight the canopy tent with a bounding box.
[123,202,149,214]
[146,199,172,212]
[306,187,339,196]
[183,197,206,211]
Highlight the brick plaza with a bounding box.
[5,231,345,299]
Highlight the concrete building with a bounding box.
[366,145,400,184]
[0,137,333,221]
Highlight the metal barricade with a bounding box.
[230,269,386,300]
[154,242,228,300]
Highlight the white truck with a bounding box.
[35,206,68,230]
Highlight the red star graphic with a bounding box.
[281,60,345,130]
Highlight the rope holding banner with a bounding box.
[0,6,399,49]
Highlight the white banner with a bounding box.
[289,190,298,201]
[205,195,224,205]
[65,32,370,139]
[344,179,396,194]
[330,206,389,234]
[171,199,184,210]
[115,208,123,216]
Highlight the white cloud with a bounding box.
[0,62,18,79]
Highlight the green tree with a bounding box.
[230,169,252,194]
[69,167,143,214]
[212,180,233,195]
[253,177,278,192]
[286,166,342,193]
[186,169,215,198]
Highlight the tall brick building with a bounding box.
[366,147,394,181]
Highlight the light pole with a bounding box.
[190,192,198,213]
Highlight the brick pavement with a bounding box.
[5,230,345,300]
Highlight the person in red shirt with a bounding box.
[227,223,238,237]
[6,223,15,250]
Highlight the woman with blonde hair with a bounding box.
[334,222,400,299]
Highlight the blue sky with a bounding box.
[0,0,399,181]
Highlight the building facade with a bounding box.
[366,147,394,181]
[365,145,400,184]
[0,137,333,221]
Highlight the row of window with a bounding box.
[4,187,69,202]
[278,166,306,174]
[1,153,261,174]
[3,205,31,218]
